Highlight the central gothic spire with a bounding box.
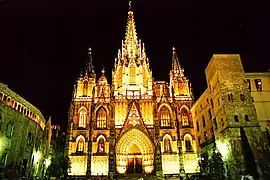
[123,1,139,59]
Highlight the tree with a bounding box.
[240,127,258,179]
[199,152,209,175]
[266,128,270,149]
[208,149,226,180]
[46,152,70,179]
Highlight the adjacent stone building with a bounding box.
[191,55,270,179]
[246,72,270,130]
[0,82,52,179]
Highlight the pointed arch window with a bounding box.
[160,106,171,127]
[164,136,172,153]
[77,138,84,152]
[181,108,190,126]
[83,81,88,96]
[79,109,86,128]
[97,108,107,129]
[97,138,105,153]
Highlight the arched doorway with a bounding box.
[116,128,154,174]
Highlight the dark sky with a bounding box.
[0,0,270,131]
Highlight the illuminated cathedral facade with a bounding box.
[66,4,199,177]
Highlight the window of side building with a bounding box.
[6,122,14,138]
[254,79,262,91]
[196,121,200,132]
[202,116,206,128]
[208,109,212,119]
[247,79,251,91]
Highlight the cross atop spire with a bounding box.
[129,1,132,10]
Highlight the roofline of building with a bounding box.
[245,72,270,76]
[0,82,46,123]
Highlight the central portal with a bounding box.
[127,144,143,173]
[116,128,154,174]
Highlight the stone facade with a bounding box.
[0,82,51,179]
[246,72,270,129]
[191,55,270,179]
[66,7,199,178]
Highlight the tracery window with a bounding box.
[164,136,172,152]
[83,81,88,96]
[79,108,86,128]
[97,138,105,153]
[77,138,84,152]
[97,108,107,129]
[181,108,189,126]
[130,65,136,84]
[160,106,171,127]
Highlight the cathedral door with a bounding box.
[127,157,142,173]
[127,158,135,173]
[135,158,142,173]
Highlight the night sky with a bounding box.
[1,0,270,131]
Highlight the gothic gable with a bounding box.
[118,100,151,139]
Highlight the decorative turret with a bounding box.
[73,47,96,98]
[169,47,192,100]
[95,69,110,103]
[171,47,184,77]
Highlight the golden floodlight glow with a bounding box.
[33,151,42,164]
[45,158,51,168]
[216,140,229,159]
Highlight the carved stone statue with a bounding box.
[164,137,172,152]
[98,138,105,153]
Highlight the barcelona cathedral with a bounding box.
[66,1,270,179]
